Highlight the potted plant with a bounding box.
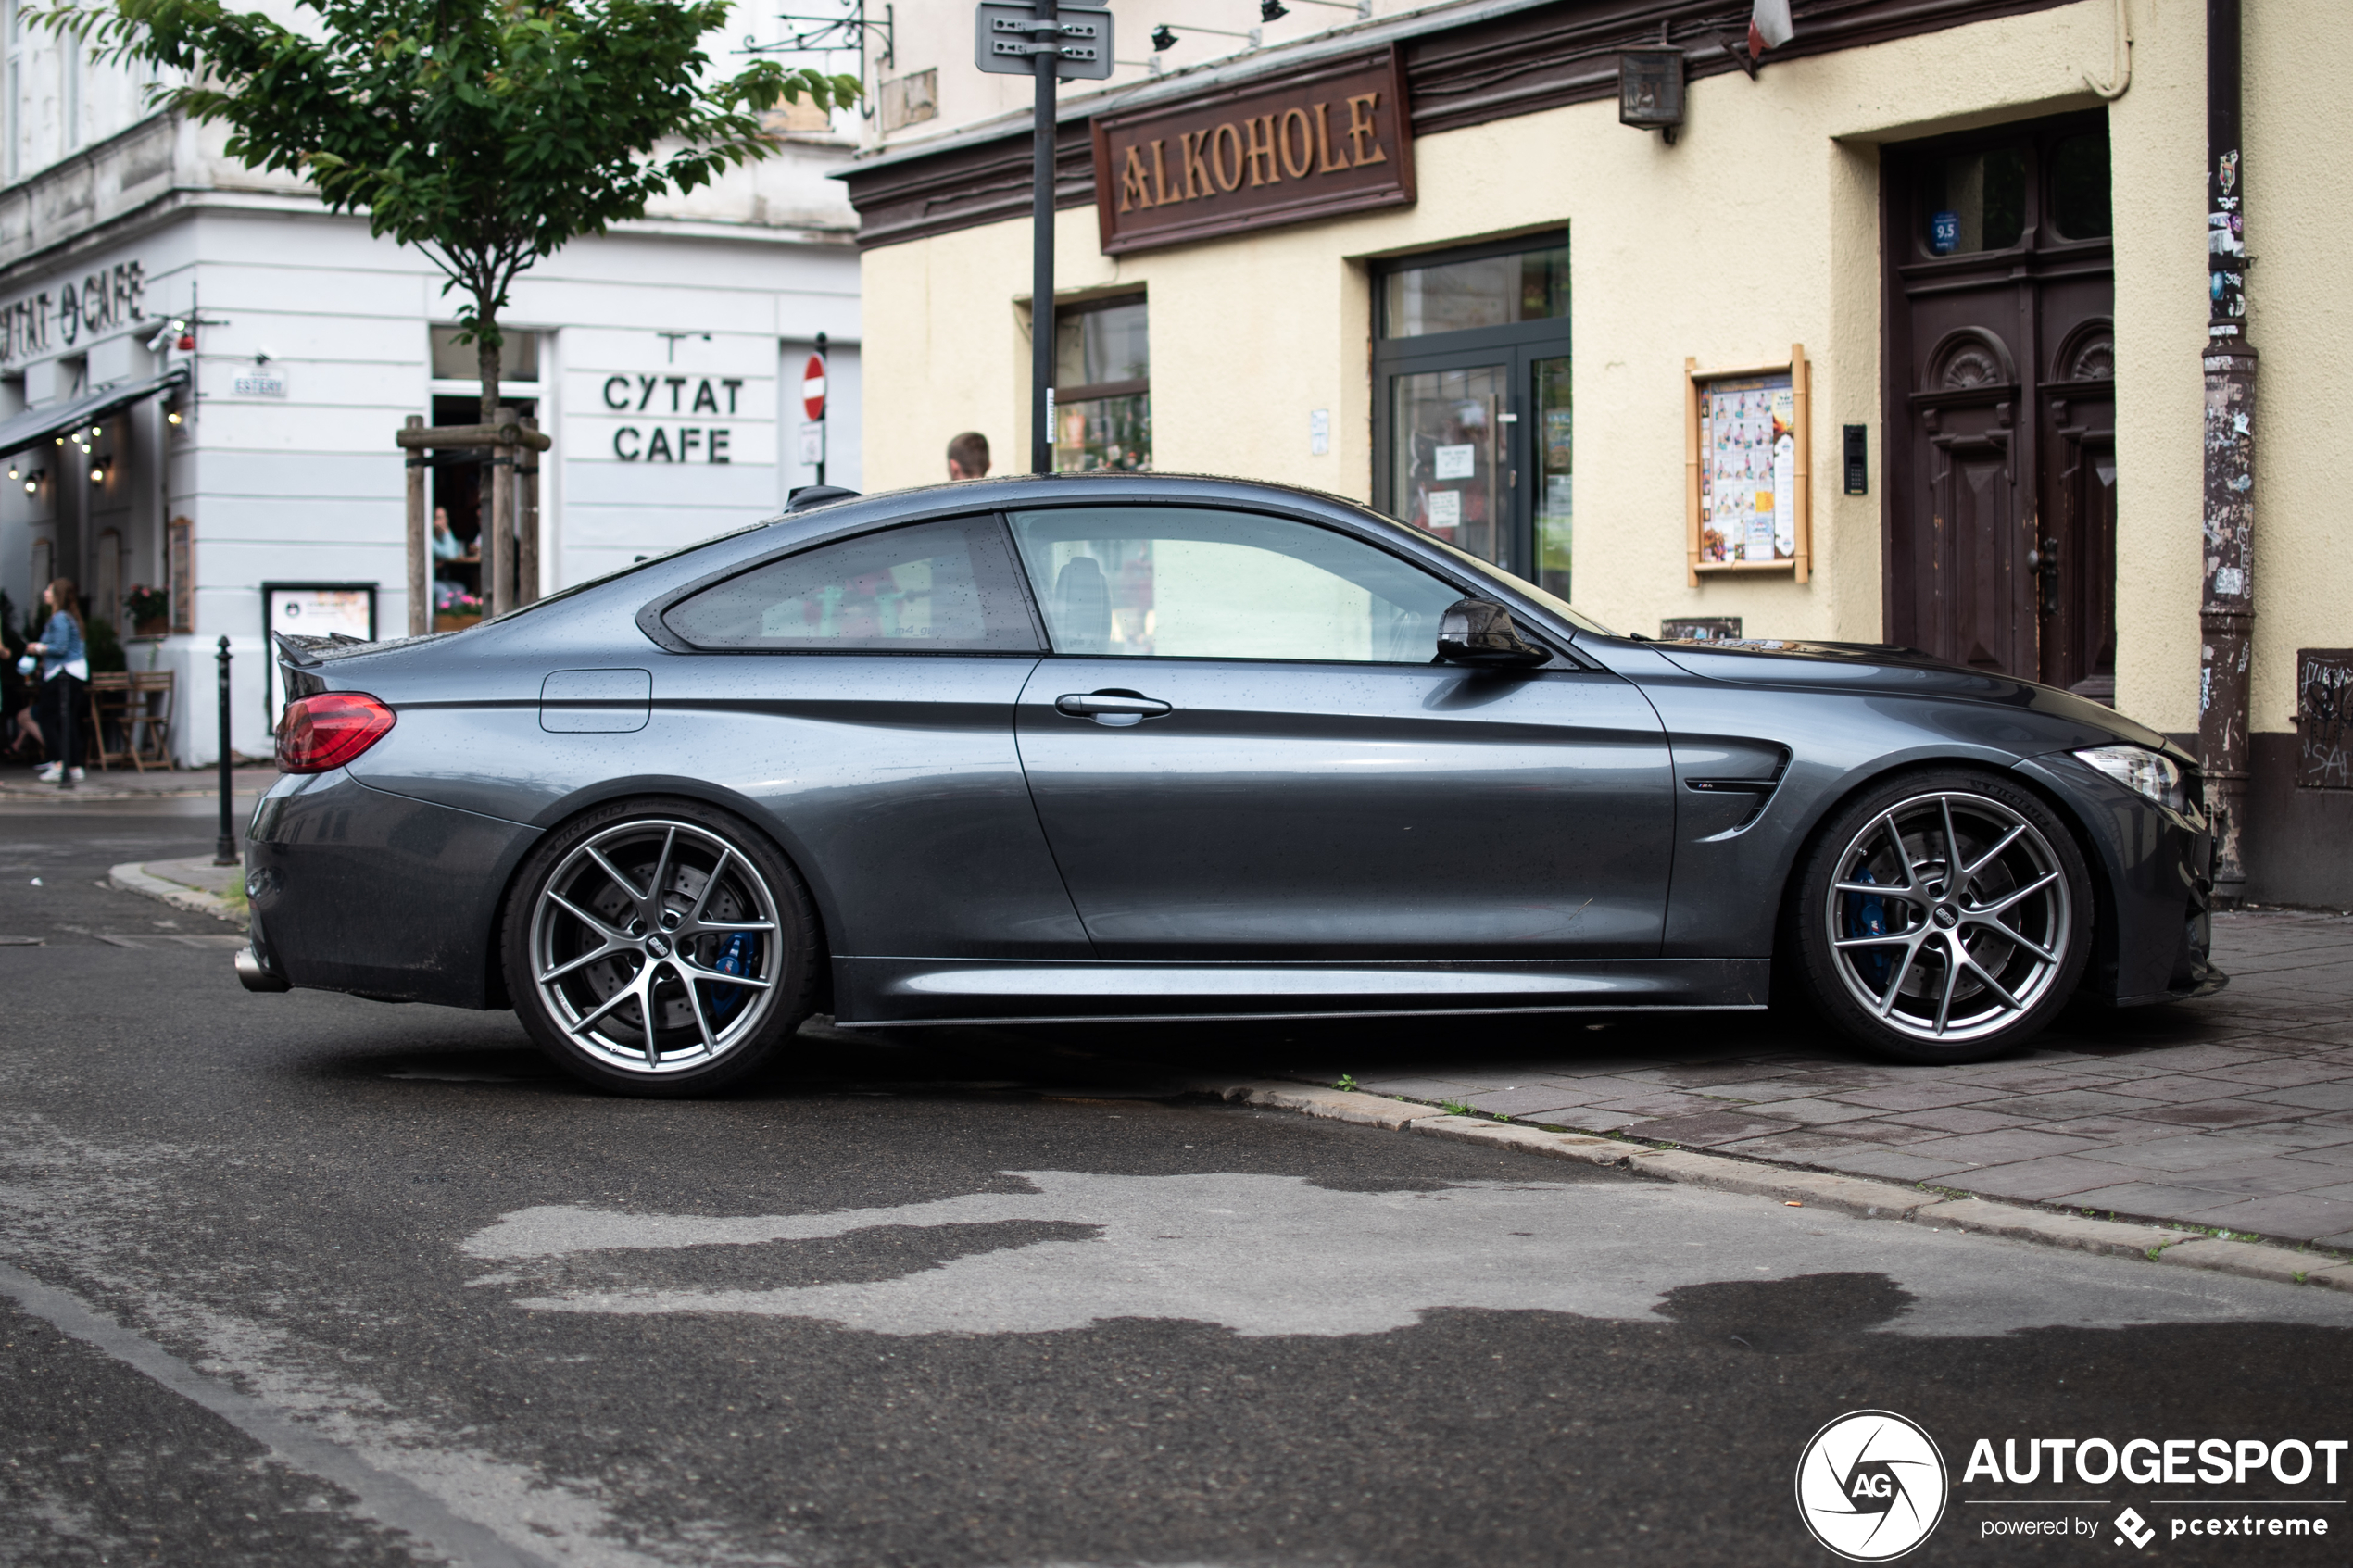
[127,584,170,638]
[434,591,485,633]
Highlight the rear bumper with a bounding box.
[245,769,538,1007]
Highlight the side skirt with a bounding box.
[831,957,1768,1025]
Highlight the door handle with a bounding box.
[1055,690,1172,725]
[2027,535,2059,614]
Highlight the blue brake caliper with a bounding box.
[1844,867,1891,989]
[708,933,757,1021]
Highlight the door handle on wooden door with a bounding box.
[2026,536,2060,614]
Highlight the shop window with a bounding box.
[2050,133,2112,240]
[427,327,539,609]
[1053,297,1151,473]
[431,325,538,383]
[1922,146,2027,255]
[1382,243,1567,340]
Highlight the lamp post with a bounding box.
[213,636,237,867]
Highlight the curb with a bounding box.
[107,862,244,924]
[1189,1078,2353,1297]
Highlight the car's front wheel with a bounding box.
[502,797,820,1096]
[1789,770,2091,1064]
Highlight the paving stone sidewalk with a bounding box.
[1295,910,2353,1248]
[0,763,276,800]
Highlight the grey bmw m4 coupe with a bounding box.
[250,473,2220,1096]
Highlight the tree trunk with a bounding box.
[476,321,502,431]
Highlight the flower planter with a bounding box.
[133,616,170,638]
[433,612,484,633]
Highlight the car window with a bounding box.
[661,518,1038,652]
[1007,507,1461,662]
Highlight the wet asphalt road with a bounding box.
[2,811,2350,1568]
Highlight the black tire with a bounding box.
[1787,768,2092,1065]
[501,796,821,1097]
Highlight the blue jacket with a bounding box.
[37,609,83,682]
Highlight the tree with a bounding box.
[42,0,859,424]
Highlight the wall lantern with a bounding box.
[1617,46,1685,144]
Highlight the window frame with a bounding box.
[1375,231,1569,343]
[1052,293,1151,474]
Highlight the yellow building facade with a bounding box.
[844,0,2353,906]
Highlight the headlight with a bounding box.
[2074,745,2187,812]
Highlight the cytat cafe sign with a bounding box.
[1089,47,1413,256]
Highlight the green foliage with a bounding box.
[86,616,128,674]
[1440,1099,1473,1117]
[125,583,170,625]
[39,0,859,420]
[1332,1073,1358,1093]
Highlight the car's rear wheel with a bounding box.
[1789,770,2091,1064]
[502,797,819,1096]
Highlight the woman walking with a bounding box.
[23,577,88,789]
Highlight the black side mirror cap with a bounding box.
[1436,597,1550,668]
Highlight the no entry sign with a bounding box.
[801,354,827,422]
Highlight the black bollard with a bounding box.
[213,636,237,867]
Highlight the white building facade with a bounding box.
[0,25,864,764]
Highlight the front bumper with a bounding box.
[2014,752,2223,1006]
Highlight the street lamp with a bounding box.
[1151,19,1259,49]
[1259,0,1368,21]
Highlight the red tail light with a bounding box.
[277,692,396,772]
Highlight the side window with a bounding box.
[662,518,1038,652]
[1008,507,1462,662]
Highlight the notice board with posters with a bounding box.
[1089,47,1413,256]
[263,582,376,726]
[1685,345,1812,584]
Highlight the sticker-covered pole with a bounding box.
[2198,0,2254,905]
[1029,0,1056,475]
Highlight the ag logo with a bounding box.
[1795,1410,1948,1562]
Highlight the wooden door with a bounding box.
[1883,118,2116,692]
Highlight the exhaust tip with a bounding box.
[235,945,291,993]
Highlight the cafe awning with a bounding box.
[0,366,188,458]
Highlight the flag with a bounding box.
[1748,0,1793,58]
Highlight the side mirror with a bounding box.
[1436,597,1550,668]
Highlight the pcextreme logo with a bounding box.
[1796,1410,1950,1562]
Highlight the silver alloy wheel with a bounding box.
[528,818,784,1075]
[1823,790,2072,1043]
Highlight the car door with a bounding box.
[1006,504,1674,960]
[651,513,1088,960]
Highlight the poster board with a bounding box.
[262,582,376,727]
[1685,345,1810,585]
